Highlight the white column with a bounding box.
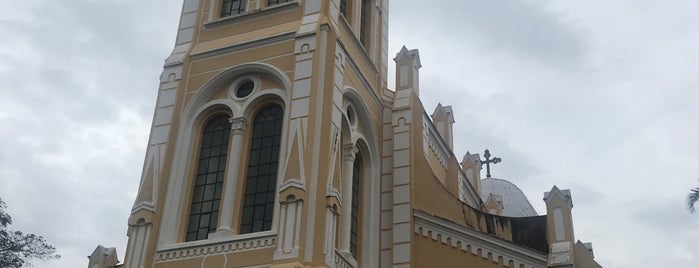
[338,143,358,252]
[324,206,339,265]
[212,117,247,237]
[275,203,288,253]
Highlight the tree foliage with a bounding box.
[0,198,60,267]
[689,187,699,213]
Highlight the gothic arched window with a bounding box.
[350,151,362,257]
[221,0,246,17]
[240,105,284,234]
[185,115,231,242]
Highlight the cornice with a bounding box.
[155,232,277,262]
[414,210,547,268]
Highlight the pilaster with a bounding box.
[390,89,414,268]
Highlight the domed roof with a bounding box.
[480,177,538,217]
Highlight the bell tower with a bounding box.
[121,1,389,267]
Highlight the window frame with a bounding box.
[349,151,362,258]
[183,112,233,242]
[220,0,247,18]
[238,104,285,234]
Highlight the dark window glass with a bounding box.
[340,0,348,17]
[221,0,246,17]
[240,105,283,234]
[350,152,362,257]
[236,81,254,98]
[267,0,290,6]
[360,0,370,47]
[185,115,230,242]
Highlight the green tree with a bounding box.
[0,198,60,267]
[689,187,699,213]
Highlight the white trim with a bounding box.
[324,207,339,266]
[303,24,329,263]
[155,232,277,262]
[414,210,547,267]
[337,91,381,268]
[158,63,290,248]
[228,75,261,100]
[278,178,306,193]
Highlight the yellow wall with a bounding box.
[413,233,505,268]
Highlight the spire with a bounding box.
[394,46,422,95]
[461,151,482,194]
[431,103,455,150]
[87,245,119,268]
[544,186,576,267]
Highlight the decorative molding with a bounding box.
[414,211,547,268]
[229,117,248,135]
[131,202,156,214]
[279,178,306,194]
[158,62,291,247]
[203,1,300,29]
[228,75,262,101]
[334,250,357,268]
[274,200,303,260]
[343,143,359,161]
[155,233,277,262]
[326,187,343,207]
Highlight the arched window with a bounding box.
[240,105,284,234]
[221,0,246,17]
[350,151,362,257]
[185,115,231,242]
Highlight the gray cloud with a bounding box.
[391,1,699,267]
[392,0,587,67]
[1,0,698,267]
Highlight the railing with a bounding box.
[155,232,276,262]
[423,113,450,168]
[334,250,357,268]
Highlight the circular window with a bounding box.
[236,81,255,98]
[346,105,357,126]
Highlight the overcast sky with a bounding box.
[1,1,697,267]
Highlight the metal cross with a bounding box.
[482,149,502,178]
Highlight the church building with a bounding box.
[90,1,603,267]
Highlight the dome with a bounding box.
[480,177,538,217]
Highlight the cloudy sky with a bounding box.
[1,0,697,267]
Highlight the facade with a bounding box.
[91,1,603,267]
